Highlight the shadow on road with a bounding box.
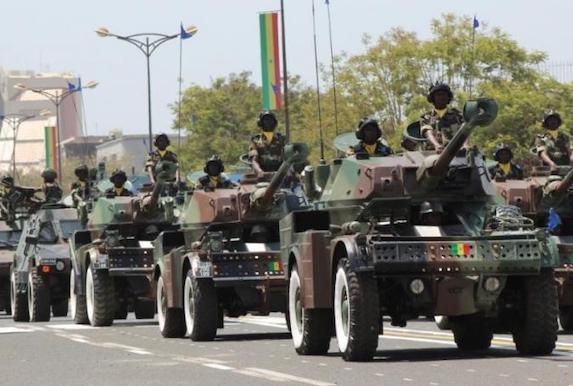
[215,332,291,342]
[112,320,158,327]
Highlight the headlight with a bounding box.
[409,279,425,295]
[55,261,65,271]
[210,240,224,253]
[484,277,501,292]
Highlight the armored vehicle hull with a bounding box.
[0,222,22,314]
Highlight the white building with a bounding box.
[96,134,151,175]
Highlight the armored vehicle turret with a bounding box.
[154,144,308,340]
[281,99,559,361]
[70,162,179,327]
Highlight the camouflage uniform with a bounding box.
[249,133,286,172]
[351,140,393,156]
[535,132,571,166]
[43,182,63,204]
[146,150,179,179]
[197,175,235,190]
[420,108,464,147]
[488,163,524,180]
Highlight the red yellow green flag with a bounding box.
[259,12,282,111]
[450,243,471,256]
[44,126,58,169]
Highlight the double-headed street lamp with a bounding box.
[95,25,198,152]
[13,81,98,179]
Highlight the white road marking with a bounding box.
[244,368,335,386]
[47,324,95,330]
[0,327,35,334]
[203,363,235,371]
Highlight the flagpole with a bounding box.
[326,0,339,137]
[177,26,184,153]
[280,0,291,142]
[311,0,325,161]
[469,15,477,98]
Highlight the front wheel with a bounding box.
[10,269,29,322]
[512,270,558,355]
[157,275,186,338]
[70,269,89,324]
[334,259,379,362]
[86,264,115,327]
[289,265,332,355]
[28,270,51,322]
[183,271,217,341]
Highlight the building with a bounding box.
[96,134,151,175]
[0,68,84,173]
[62,136,108,160]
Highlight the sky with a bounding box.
[1,0,572,137]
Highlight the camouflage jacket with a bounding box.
[249,132,286,172]
[488,163,524,180]
[146,150,179,171]
[351,140,393,157]
[535,132,571,166]
[197,175,235,190]
[420,108,464,146]
[43,183,63,204]
[104,187,133,197]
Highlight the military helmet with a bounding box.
[419,201,444,215]
[493,143,513,162]
[204,155,224,174]
[41,168,58,182]
[0,175,14,188]
[355,118,382,141]
[154,133,170,147]
[257,111,278,129]
[542,110,562,128]
[427,82,453,104]
[109,169,128,184]
[74,164,89,179]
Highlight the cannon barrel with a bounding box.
[253,143,309,208]
[143,161,178,212]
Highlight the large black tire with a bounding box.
[334,259,380,362]
[52,298,69,317]
[28,270,51,322]
[559,306,573,332]
[70,270,89,324]
[451,314,493,351]
[11,269,29,322]
[289,265,332,355]
[86,264,115,327]
[135,299,155,319]
[157,275,186,338]
[512,269,558,355]
[183,271,217,341]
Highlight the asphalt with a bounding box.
[0,313,571,386]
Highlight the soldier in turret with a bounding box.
[421,82,465,153]
[197,155,235,190]
[488,143,524,180]
[146,134,179,184]
[348,118,393,156]
[249,111,286,175]
[40,168,63,204]
[71,164,91,207]
[535,111,573,169]
[105,170,133,197]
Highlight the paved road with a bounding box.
[0,313,571,386]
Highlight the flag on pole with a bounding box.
[325,0,330,4]
[44,125,58,169]
[180,23,196,39]
[473,16,480,29]
[259,12,282,111]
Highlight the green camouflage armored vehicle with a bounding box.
[154,144,308,340]
[494,165,573,331]
[10,204,82,322]
[0,221,23,315]
[281,99,559,361]
[70,162,178,326]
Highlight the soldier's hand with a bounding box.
[435,144,444,154]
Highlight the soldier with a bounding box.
[146,133,178,184]
[197,155,235,190]
[348,118,393,156]
[40,168,63,204]
[488,143,524,180]
[535,111,573,168]
[105,170,133,197]
[70,165,91,205]
[419,201,444,226]
[249,111,286,175]
[421,82,464,153]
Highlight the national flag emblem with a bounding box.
[473,16,480,29]
[450,243,471,256]
[259,12,282,110]
[268,261,281,272]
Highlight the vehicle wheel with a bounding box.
[435,316,452,330]
[451,314,493,351]
[183,271,217,341]
[52,299,69,317]
[289,265,332,355]
[11,269,29,322]
[28,270,51,322]
[559,307,573,332]
[70,270,89,324]
[334,259,379,362]
[157,275,185,338]
[135,299,155,319]
[86,263,115,327]
[512,269,558,355]
[114,300,128,320]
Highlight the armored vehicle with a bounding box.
[494,166,573,330]
[10,204,82,322]
[0,221,23,314]
[154,144,308,340]
[281,99,559,361]
[70,163,178,326]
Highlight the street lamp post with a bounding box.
[95,25,198,152]
[0,113,36,180]
[13,81,98,179]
